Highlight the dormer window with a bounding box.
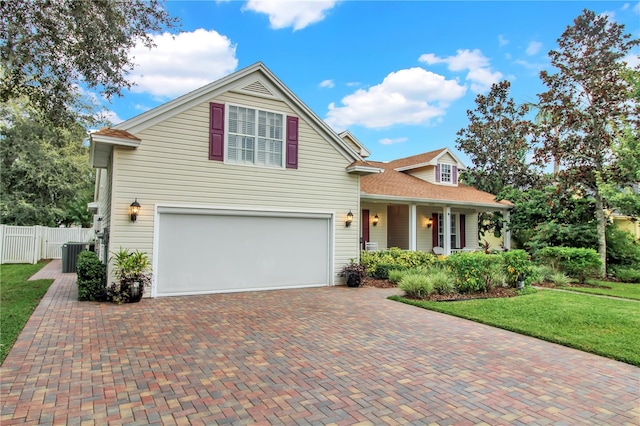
[440,164,452,183]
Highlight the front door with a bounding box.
[361,209,370,250]
[387,204,409,249]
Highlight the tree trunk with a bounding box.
[594,193,607,278]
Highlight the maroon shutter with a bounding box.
[209,102,224,161]
[431,213,439,247]
[362,209,370,250]
[286,116,298,169]
[452,166,458,184]
[459,214,466,249]
[435,164,440,182]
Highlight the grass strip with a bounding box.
[558,281,640,300]
[389,289,640,366]
[1,262,53,364]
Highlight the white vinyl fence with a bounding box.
[0,225,94,264]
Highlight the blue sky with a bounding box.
[102,0,640,163]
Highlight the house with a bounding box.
[89,62,509,297]
[358,148,512,254]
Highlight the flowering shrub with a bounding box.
[445,252,504,293]
[501,250,534,287]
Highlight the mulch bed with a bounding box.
[361,278,518,301]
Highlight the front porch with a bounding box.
[360,201,510,256]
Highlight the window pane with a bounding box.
[227,106,283,167]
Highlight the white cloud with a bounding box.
[319,79,335,88]
[127,29,238,98]
[325,67,466,130]
[526,41,542,56]
[419,49,503,93]
[243,0,339,31]
[634,2,640,14]
[623,53,640,68]
[380,137,408,145]
[498,34,509,46]
[346,81,361,87]
[514,59,547,72]
[95,109,123,125]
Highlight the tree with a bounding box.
[456,80,538,196]
[456,80,540,239]
[1,0,178,124]
[596,69,640,219]
[0,98,94,226]
[534,9,639,276]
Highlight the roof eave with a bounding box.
[346,165,384,175]
[360,193,511,210]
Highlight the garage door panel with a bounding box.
[156,211,331,296]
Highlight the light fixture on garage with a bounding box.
[425,217,433,229]
[346,210,354,227]
[373,214,379,227]
[130,199,141,223]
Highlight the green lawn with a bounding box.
[390,289,640,366]
[559,281,640,300]
[0,262,53,365]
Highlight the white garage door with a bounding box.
[155,207,332,296]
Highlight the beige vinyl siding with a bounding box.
[464,212,479,249]
[362,202,387,249]
[439,152,457,165]
[416,206,434,252]
[406,166,435,183]
[109,91,359,283]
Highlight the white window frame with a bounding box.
[225,103,286,169]
[440,163,452,183]
[438,213,459,248]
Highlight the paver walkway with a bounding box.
[1,260,638,425]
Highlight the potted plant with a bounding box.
[339,259,366,288]
[108,248,152,303]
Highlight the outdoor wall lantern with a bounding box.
[425,217,433,229]
[373,214,379,226]
[346,210,354,227]
[130,199,141,223]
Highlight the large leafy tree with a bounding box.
[456,80,538,196]
[456,80,540,239]
[1,0,178,124]
[0,98,94,226]
[534,9,639,276]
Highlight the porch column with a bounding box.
[409,204,417,251]
[443,206,451,255]
[503,210,511,250]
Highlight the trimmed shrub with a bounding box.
[445,251,503,293]
[399,273,433,299]
[606,225,640,271]
[76,251,106,301]
[536,247,602,283]
[615,268,640,283]
[372,263,402,280]
[360,247,436,277]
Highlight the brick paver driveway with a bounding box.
[1,261,638,425]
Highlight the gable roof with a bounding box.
[361,157,511,210]
[105,62,362,164]
[391,148,466,172]
[338,130,371,158]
